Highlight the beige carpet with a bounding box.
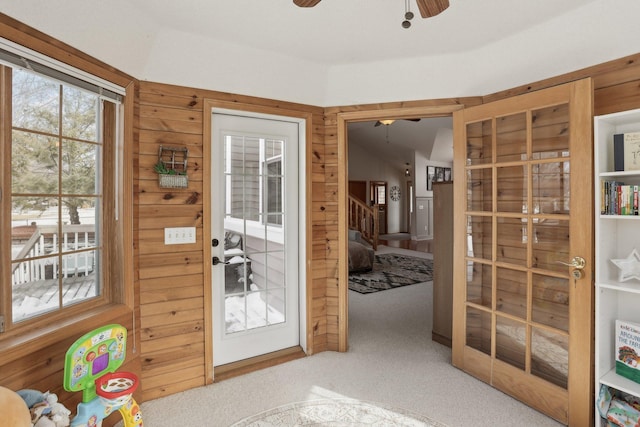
[231,398,448,426]
[141,245,562,427]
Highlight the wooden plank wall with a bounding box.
[136,81,325,400]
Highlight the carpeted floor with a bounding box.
[349,253,433,294]
[231,398,448,426]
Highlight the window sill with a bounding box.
[0,303,132,365]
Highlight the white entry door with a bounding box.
[211,112,301,366]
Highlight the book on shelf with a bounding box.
[601,181,639,215]
[616,319,640,384]
[614,132,640,171]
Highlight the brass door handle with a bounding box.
[556,256,586,270]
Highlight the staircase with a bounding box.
[348,195,379,250]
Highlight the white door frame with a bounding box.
[203,103,308,375]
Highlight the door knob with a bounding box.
[212,256,229,266]
[556,256,586,269]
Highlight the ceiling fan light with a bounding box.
[379,119,396,125]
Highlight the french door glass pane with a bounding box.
[532,274,569,332]
[466,262,492,308]
[467,215,492,260]
[466,120,493,165]
[466,306,492,356]
[532,104,570,160]
[466,168,492,211]
[497,165,527,213]
[496,217,527,266]
[531,219,570,273]
[496,315,526,370]
[496,267,527,319]
[531,327,568,389]
[496,112,527,163]
[532,162,570,215]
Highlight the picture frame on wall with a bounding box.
[435,167,444,182]
[427,166,435,191]
[444,167,451,181]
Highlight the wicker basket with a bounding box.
[158,174,188,189]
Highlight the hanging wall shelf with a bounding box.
[155,145,189,189]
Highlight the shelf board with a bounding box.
[600,367,640,396]
[597,281,640,294]
[600,171,640,178]
[599,214,640,220]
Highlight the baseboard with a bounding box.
[431,332,452,348]
[214,346,306,382]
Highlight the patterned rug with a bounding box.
[231,398,448,426]
[349,253,433,294]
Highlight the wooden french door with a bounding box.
[452,79,594,425]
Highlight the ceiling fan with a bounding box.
[293,0,450,18]
[374,118,421,127]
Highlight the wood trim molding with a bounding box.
[336,103,466,353]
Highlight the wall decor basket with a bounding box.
[156,145,189,189]
[158,173,188,189]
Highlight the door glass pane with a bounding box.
[532,274,569,332]
[532,104,569,160]
[532,219,570,273]
[467,215,492,260]
[496,267,527,319]
[466,120,492,165]
[466,307,492,356]
[496,217,527,267]
[532,162,570,215]
[531,327,568,389]
[497,165,527,213]
[467,262,492,308]
[496,112,527,163]
[223,135,287,334]
[467,168,492,211]
[496,315,526,371]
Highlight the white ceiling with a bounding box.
[127,0,599,65]
[348,117,453,170]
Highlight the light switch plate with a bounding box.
[164,227,196,245]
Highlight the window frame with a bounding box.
[0,44,133,347]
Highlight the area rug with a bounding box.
[349,253,433,294]
[231,398,448,427]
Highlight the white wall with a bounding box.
[348,143,406,233]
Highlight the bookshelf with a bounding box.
[594,108,640,425]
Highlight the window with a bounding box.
[224,135,284,228]
[1,43,125,332]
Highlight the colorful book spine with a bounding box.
[616,320,640,384]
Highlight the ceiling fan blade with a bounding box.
[415,0,450,18]
[374,121,383,127]
[293,0,321,7]
[404,118,421,122]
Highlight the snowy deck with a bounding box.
[12,272,97,320]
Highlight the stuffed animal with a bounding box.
[16,389,71,427]
[0,385,31,427]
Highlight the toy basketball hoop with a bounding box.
[96,371,139,406]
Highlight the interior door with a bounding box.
[211,112,300,366]
[452,79,593,425]
[370,181,387,234]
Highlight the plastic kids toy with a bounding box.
[63,324,143,427]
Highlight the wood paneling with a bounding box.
[136,81,323,399]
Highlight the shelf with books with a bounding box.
[595,108,640,425]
